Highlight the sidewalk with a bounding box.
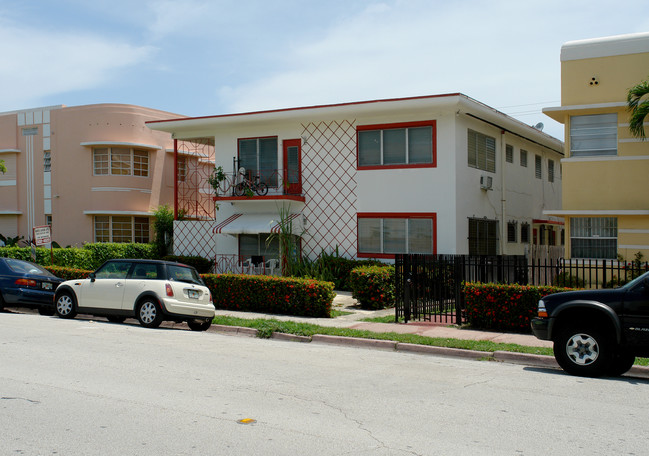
[214,290,552,349]
[212,291,649,377]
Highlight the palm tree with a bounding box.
[627,77,649,139]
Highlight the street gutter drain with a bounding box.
[238,418,256,425]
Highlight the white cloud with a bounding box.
[0,22,153,111]
[146,0,211,40]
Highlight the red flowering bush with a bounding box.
[45,266,92,280]
[462,283,573,333]
[348,266,395,310]
[202,274,335,318]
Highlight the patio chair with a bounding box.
[265,258,280,275]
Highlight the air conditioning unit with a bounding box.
[480,175,493,190]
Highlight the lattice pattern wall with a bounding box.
[300,120,358,259]
[176,138,215,220]
[173,220,215,258]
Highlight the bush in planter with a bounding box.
[462,282,573,333]
[202,274,334,318]
[45,266,92,280]
[348,266,395,310]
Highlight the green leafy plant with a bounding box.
[349,265,395,310]
[202,273,335,318]
[0,234,24,247]
[627,76,649,139]
[462,283,573,333]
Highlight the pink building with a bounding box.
[0,104,183,246]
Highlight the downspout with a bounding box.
[173,138,178,220]
[500,130,506,255]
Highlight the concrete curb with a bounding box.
[396,343,492,360]
[312,334,397,350]
[209,324,649,377]
[493,351,560,368]
[271,332,311,343]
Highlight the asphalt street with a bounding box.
[2,313,649,456]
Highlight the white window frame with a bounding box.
[357,214,435,257]
[94,216,150,243]
[570,217,617,259]
[93,147,149,177]
[570,113,617,157]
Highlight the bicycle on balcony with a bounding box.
[234,167,268,197]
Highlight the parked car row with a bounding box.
[0,258,216,331]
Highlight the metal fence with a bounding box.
[396,254,649,324]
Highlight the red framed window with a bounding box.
[357,120,436,170]
[357,213,437,258]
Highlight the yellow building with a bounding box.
[544,32,649,261]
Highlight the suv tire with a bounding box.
[554,325,612,377]
[607,350,635,377]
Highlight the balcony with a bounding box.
[211,168,304,203]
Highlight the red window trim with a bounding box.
[356,120,437,170]
[357,212,437,259]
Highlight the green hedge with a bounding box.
[203,274,335,318]
[317,256,385,290]
[349,266,395,310]
[0,243,156,270]
[163,255,212,273]
[45,266,92,280]
[462,283,573,333]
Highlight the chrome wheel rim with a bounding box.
[56,295,73,315]
[566,333,599,366]
[140,302,157,324]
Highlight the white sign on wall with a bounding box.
[33,225,51,246]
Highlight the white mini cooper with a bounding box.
[54,259,215,331]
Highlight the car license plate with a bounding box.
[188,289,200,299]
[41,282,53,290]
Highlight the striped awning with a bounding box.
[213,213,303,235]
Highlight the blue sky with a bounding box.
[1,0,648,140]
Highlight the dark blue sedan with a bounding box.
[0,258,63,315]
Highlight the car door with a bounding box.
[122,263,162,310]
[80,261,132,310]
[621,277,649,346]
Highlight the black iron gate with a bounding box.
[395,254,528,324]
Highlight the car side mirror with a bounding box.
[89,272,96,283]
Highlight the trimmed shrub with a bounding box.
[317,256,384,290]
[0,243,156,270]
[45,266,92,280]
[202,274,334,318]
[462,283,573,333]
[163,255,212,273]
[348,266,395,310]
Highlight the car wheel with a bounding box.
[38,307,55,316]
[554,325,612,377]
[55,292,77,319]
[607,350,635,377]
[187,319,212,332]
[106,316,126,323]
[137,299,163,329]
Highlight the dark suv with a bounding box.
[531,271,649,377]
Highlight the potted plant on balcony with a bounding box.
[208,166,227,196]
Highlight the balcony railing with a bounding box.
[211,168,302,198]
[214,254,281,276]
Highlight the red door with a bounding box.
[283,139,302,194]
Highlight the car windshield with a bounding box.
[622,270,649,290]
[5,258,55,277]
[167,264,204,285]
